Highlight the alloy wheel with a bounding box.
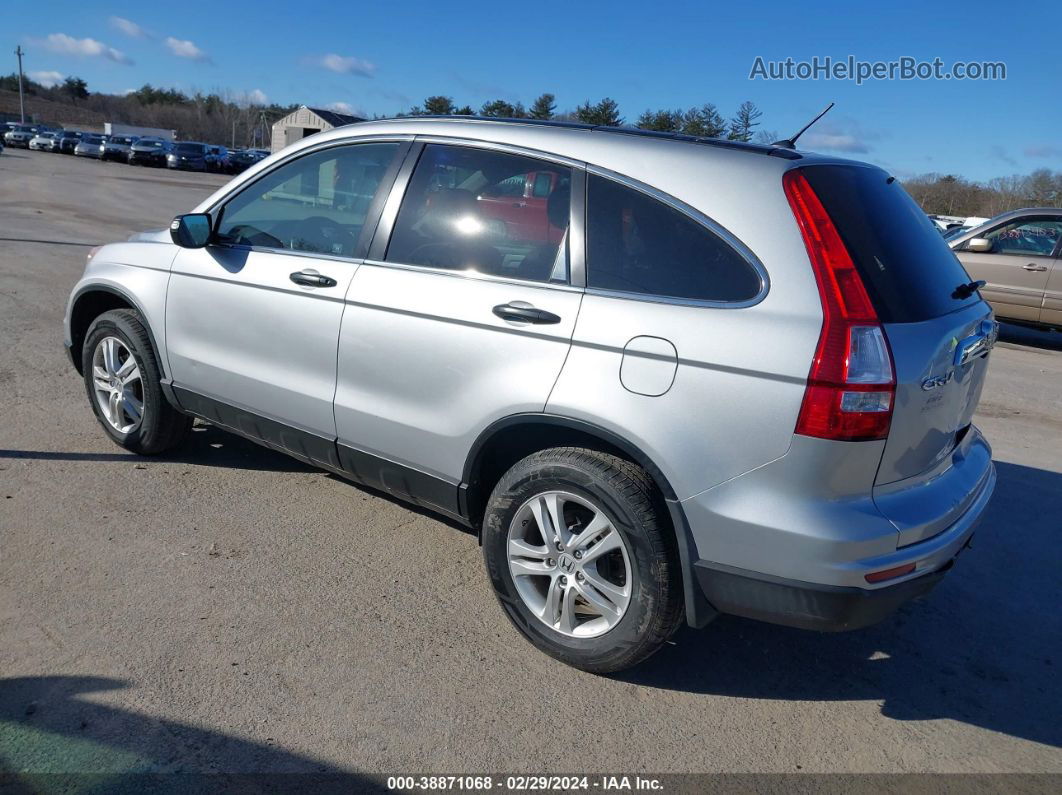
[91,336,144,434]
[507,491,633,638]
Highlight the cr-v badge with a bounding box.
[922,370,955,391]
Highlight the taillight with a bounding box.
[783,170,895,442]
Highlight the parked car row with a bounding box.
[3,121,269,174]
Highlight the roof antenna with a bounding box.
[772,102,835,149]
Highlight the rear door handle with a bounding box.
[1022,262,1048,272]
[289,271,338,288]
[492,302,561,324]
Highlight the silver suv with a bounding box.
[63,118,997,672]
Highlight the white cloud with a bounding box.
[109,17,146,38]
[164,37,210,62]
[37,33,132,65]
[804,133,869,153]
[232,89,268,108]
[1024,144,1062,159]
[803,119,879,154]
[325,101,368,118]
[29,70,64,87]
[308,53,376,77]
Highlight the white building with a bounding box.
[270,105,364,153]
[104,122,176,141]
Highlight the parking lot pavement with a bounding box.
[1,149,1060,778]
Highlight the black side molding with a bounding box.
[170,387,467,524]
[172,387,342,471]
[336,444,464,521]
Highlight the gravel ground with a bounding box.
[1,148,1060,782]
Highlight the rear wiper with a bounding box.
[952,280,986,300]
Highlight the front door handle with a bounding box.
[493,302,561,324]
[289,271,338,288]
[1022,262,1048,272]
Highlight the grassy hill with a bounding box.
[0,89,106,131]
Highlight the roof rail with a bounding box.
[364,115,803,160]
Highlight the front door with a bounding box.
[957,215,1062,322]
[165,140,405,465]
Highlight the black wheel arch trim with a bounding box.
[460,412,716,628]
[461,413,678,500]
[68,283,168,381]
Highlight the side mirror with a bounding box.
[170,213,213,248]
[966,237,993,253]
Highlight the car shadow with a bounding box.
[0,237,99,248]
[0,424,314,474]
[997,321,1061,352]
[0,675,384,791]
[0,424,473,535]
[616,460,1062,749]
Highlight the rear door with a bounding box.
[955,215,1062,323]
[800,165,996,543]
[1041,244,1062,326]
[332,142,581,509]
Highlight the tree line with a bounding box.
[3,74,770,145]
[903,170,1062,218]
[400,94,772,142]
[4,73,1056,217]
[1,72,294,147]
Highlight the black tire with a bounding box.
[81,309,192,455]
[483,447,684,673]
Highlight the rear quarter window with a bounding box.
[799,165,980,323]
[585,174,762,303]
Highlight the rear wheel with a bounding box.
[82,309,192,455]
[482,448,684,673]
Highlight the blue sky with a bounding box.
[8,0,1060,181]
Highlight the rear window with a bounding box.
[800,165,980,323]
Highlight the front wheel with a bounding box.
[82,309,192,455]
[482,448,684,673]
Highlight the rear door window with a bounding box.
[799,165,981,323]
[386,144,572,284]
[585,174,762,302]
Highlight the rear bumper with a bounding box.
[694,555,957,632]
[681,432,995,630]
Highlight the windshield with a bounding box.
[82,135,104,144]
[138,140,164,148]
[112,136,137,145]
[176,143,206,154]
